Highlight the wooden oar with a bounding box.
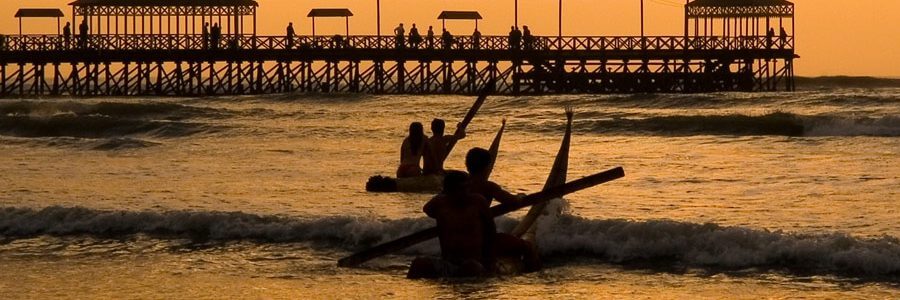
[445,80,496,157]
[510,107,573,238]
[337,166,625,267]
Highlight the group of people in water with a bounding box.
[398,120,541,277]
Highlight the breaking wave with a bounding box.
[1,206,898,278]
[0,115,216,138]
[0,101,226,139]
[533,113,900,137]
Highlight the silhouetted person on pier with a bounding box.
[78,19,89,49]
[394,23,406,49]
[398,122,427,178]
[62,22,71,49]
[472,28,482,50]
[427,26,435,49]
[766,27,775,49]
[522,25,533,50]
[332,34,344,49]
[409,24,422,49]
[211,23,221,50]
[202,22,210,49]
[423,118,466,176]
[410,170,494,278]
[508,26,522,50]
[286,22,295,49]
[442,29,454,50]
[779,26,788,49]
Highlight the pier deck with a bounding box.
[0,34,796,96]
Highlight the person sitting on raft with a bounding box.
[423,118,466,176]
[397,122,428,178]
[465,147,542,273]
[412,170,496,278]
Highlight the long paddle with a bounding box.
[338,166,625,267]
[444,80,496,157]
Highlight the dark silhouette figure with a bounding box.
[465,147,541,273]
[441,29,454,50]
[423,119,466,176]
[78,19,89,49]
[202,22,210,49]
[397,122,427,178]
[211,23,221,50]
[62,22,71,49]
[394,23,406,49]
[766,27,775,49]
[286,22,295,49]
[522,25,533,50]
[409,24,422,49]
[332,34,344,49]
[508,26,522,50]
[779,26,788,49]
[472,28,482,50]
[426,26,435,49]
[419,170,495,277]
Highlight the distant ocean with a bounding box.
[1,78,898,298]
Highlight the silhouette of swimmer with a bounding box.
[417,170,494,277]
[397,122,428,178]
[464,147,541,273]
[423,119,465,176]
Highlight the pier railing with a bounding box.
[0,34,794,53]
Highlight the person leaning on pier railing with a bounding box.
[441,29,454,50]
[409,24,422,49]
[508,26,522,50]
[286,22,295,49]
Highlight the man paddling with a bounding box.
[466,147,522,205]
[465,147,542,273]
[423,119,466,176]
[410,171,495,278]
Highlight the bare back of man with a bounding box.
[410,171,495,278]
[423,119,465,176]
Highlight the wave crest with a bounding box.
[552,113,900,137]
[1,206,898,278]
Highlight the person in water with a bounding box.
[465,147,522,205]
[465,147,541,272]
[397,122,428,178]
[418,170,495,277]
[422,118,466,176]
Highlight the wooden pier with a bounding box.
[0,0,797,97]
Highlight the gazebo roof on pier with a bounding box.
[437,11,482,20]
[15,8,64,18]
[686,0,793,7]
[307,9,353,18]
[68,0,258,7]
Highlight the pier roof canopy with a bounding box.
[15,8,64,18]
[307,9,353,18]
[68,0,258,6]
[437,11,482,20]
[686,0,793,18]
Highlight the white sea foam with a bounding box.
[1,206,898,277]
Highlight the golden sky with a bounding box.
[1,0,898,77]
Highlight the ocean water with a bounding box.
[1,83,899,298]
